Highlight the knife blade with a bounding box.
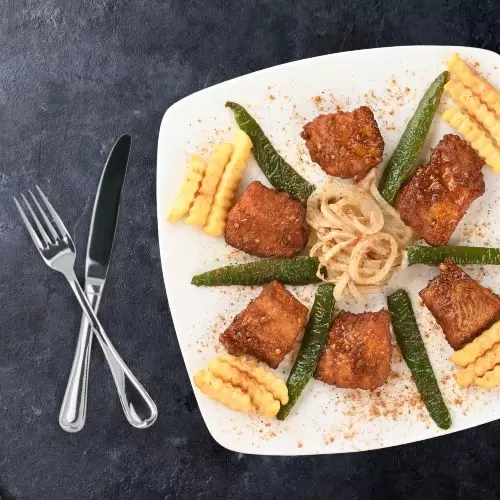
[86,134,131,284]
[59,135,132,432]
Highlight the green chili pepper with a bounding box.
[277,284,335,420]
[387,289,452,430]
[407,245,500,266]
[191,257,322,286]
[226,101,315,202]
[378,71,449,205]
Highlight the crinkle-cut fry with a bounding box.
[442,107,500,171]
[193,369,255,413]
[185,143,233,226]
[208,358,280,417]
[445,78,500,145]
[455,343,500,387]
[450,320,500,367]
[204,130,252,236]
[168,155,207,222]
[219,354,289,404]
[447,53,500,115]
[475,365,500,388]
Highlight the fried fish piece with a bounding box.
[396,134,484,246]
[419,259,500,350]
[301,106,384,181]
[220,281,309,368]
[314,310,392,390]
[224,181,308,258]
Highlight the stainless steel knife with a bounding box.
[59,135,157,432]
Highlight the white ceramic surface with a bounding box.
[157,46,500,455]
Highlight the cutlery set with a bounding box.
[15,135,157,432]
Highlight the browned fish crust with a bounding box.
[220,281,309,368]
[224,181,308,258]
[315,310,392,389]
[420,259,500,350]
[397,134,484,246]
[301,106,384,180]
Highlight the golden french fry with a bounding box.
[450,320,500,367]
[208,358,280,417]
[185,143,233,226]
[475,365,500,388]
[445,78,500,146]
[204,130,252,236]
[455,343,500,387]
[442,107,500,171]
[447,53,500,115]
[168,155,207,222]
[193,355,288,416]
[193,369,255,413]
[219,354,289,405]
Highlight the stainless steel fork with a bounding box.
[15,186,158,429]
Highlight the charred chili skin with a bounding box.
[387,289,452,430]
[191,257,323,286]
[226,101,315,203]
[378,71,450,205]
[407,245,500,266]
[277,284,335,420]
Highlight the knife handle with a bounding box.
[59,283,101,432]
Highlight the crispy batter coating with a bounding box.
[314,310,392,390]
[219,281,309,368]
[419,259,500,350]
[224,181,308,258]
[301,106,384,181]
[397,134,484,246]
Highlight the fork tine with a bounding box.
[21,193,51,245]
[14,197,44,249]
[29,189,59,241]
[35,185,70,238]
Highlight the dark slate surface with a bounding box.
[0,0,499,498]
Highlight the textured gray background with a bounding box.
[0,1,499,499]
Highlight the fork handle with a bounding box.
[66,274,158,429]
[59,283,101,432]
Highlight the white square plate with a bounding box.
[157,46,500,455]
